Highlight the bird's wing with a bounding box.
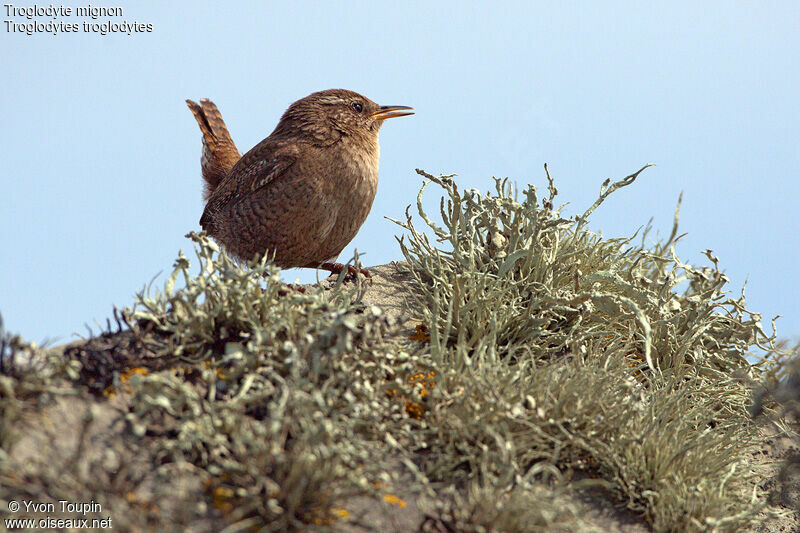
[200,141,299,232]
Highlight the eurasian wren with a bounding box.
[186,89,413,278]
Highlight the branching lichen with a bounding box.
[391,166,780,532]
[0,166,791,533]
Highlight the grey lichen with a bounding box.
[0,166,793,533]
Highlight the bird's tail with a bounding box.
[186,99,241,201]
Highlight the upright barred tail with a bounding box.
[186,99,241,201]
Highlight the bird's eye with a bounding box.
[352,102,363,113]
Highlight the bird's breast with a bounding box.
[334,138,380,206]
[307,139,380,260]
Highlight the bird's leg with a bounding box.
[306,262,372,282]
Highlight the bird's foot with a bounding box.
[317,262,372,284]
[278,283,306,296]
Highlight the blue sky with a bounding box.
[2,2,798,345]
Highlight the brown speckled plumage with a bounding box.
[186,89,412,276]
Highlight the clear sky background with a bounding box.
[1,2,798,346]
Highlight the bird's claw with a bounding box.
[278,284,306,296]
[318,262,372,285]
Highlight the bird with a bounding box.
[185,89,413,279]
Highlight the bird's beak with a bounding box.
[371,105,414,120]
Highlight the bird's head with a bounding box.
[274,89,413,145]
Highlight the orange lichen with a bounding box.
[331,508,350,519]
[383,493,407,508]
[408,371,436,397]
[387,370,437,419]
[104,367,151,397]
[404,400,426,420]
[122,367,149,382]
[409,323,431,342]
[211,486,234,513]
[311,506,350,525]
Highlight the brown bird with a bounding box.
[186,89,413,278]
